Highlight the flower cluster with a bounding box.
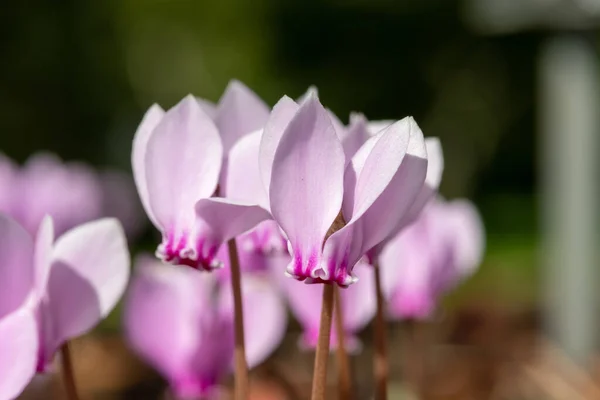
[0,80,484,400]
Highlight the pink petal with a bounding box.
[323,117,428,286]
[339,113,370,162]
[0,153,17,215]
[218,275,287,368]
[366,120,394,135]
[378,222,437,320]
[0,214,34,318]
[173,198,269,271]
[296,85,318,103]
[269,96,345,281]
[338,261,376,337]
[401,137,444,228]
[445,199,485,280]
[259,96,299,196]
[43,218,130,359]
[281,261,374,353]
[214,80,270,154]
[15,154,103,236]
[0,307,39,399]
[123,256,231,398]
[145,95,222,234]
[225,129,269,209]
[196,97,217,119]
[34,215,54,297]
[327,109,346,140]
[131,104,165,227]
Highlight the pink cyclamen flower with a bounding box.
[259,94,429,286]
[132,81,273,271]
[0,153,104,237]
[280,260,376,352]
[34,215,130,372]
[123,255,287,399]
[379,197,485,320]
[0,213,129,396]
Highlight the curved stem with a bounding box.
[311,284,335,400]
[228,239,249,400]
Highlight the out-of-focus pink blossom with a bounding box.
[123,255,287,399]
[0,213,129,397]
[379,198,485,320]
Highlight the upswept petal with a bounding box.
[366,120,394,136]
[323,117,428,285]
[226,129,269,209]
[131,104,165,227]
[34,216,54,297]
[269,96,345,281]
[145,95,222,234]
[400,137,444,228]
[196,98,217,119]
[214,80,270,154]
[123,256,229,398]
[218,275,287,368]
[339,113,370,162]
[296,85,318,104]
[259,96,299,195]
[0,307,38,400]
[43,218,130,358]
[327,109,346,140]
[444,199,485,281]
[0,214,34,318]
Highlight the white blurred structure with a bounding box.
[464,0,600,363]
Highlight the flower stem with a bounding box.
[373,263,388,400]
[311,283,335,400]
[60,342,80,400]
[227,238,249,400]
[333,286,353,400]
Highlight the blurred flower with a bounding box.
[0,215,39,399]
[0,152,145,242]
[260,94,428,286]
[379,198,485,320]
[0,213,129,397]
[123,255,287,399]
[132,81,272,272]
[33,216,130,372]
[281,261,376,352]
[3,153,103,237]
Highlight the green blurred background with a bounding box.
[1,0,539,309]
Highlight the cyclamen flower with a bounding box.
[0,214,129,397]
[379,198,485,319]
[132,82,272,271]
[0,153,103,236]
[123,256,287,399]
[281,260,376,351]
[259,94,429,286]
